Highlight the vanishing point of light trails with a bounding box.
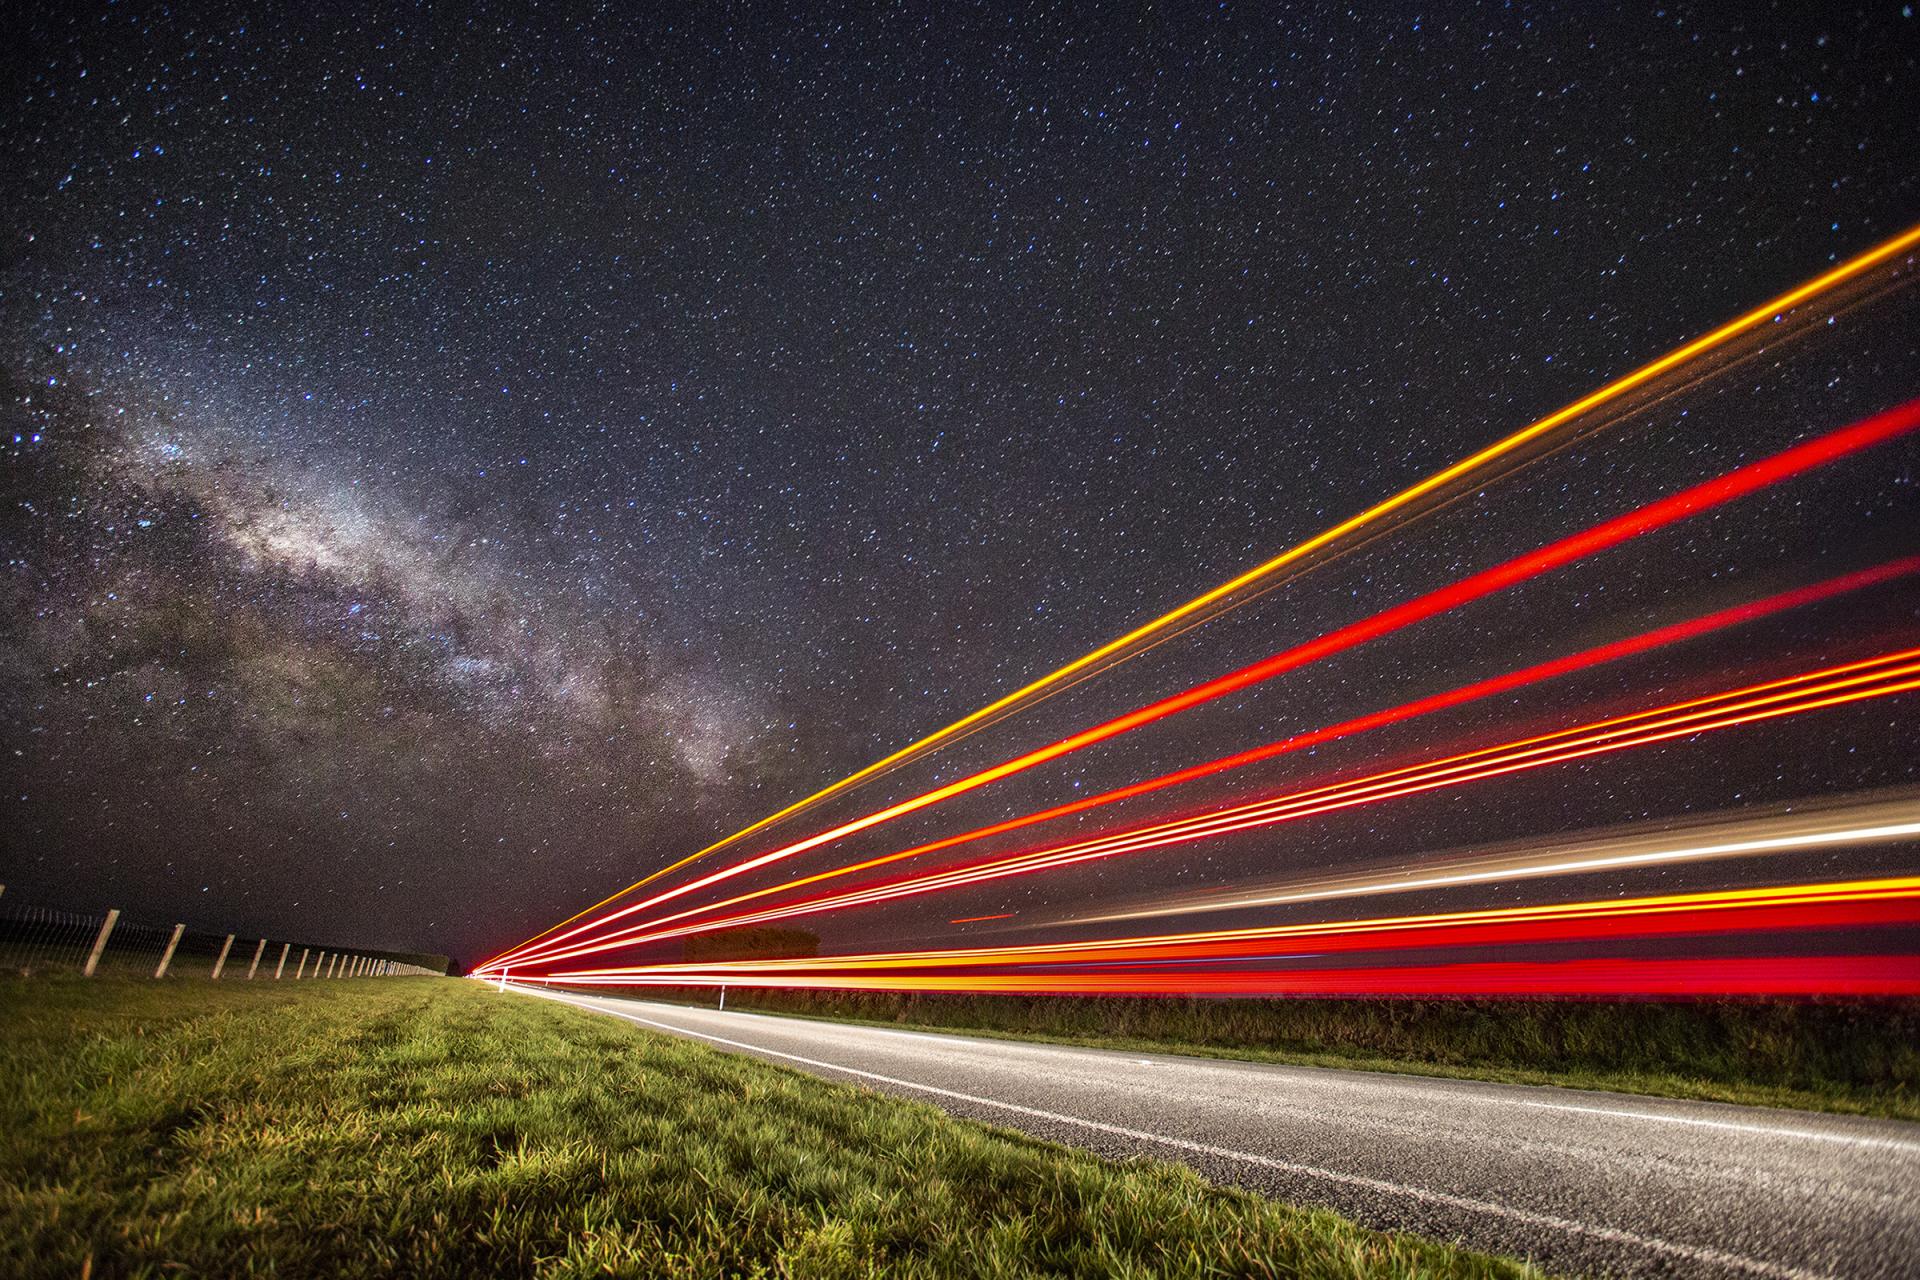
[481,220,1920,971]
[484,394,1920,973]
[527,876,1920,998]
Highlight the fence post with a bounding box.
[83,908,121,977]
[274,942,290,979]
[154,924,185,979]
[295,948,309,979]
[246,938,266,979]
[211,933,236,980]
[325,953,337,978]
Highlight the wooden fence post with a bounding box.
[295,948,309,979]
[246,938,266,979]
[154,924,185,979]
[274,942,290,979]
[211,933,236,980]
[83,908,121,977]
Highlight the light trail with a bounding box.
[485,397,1920,973]
[1068,794,1920,926]
[478,222,1920,971]
[664,658,1920,936]
[502,648,1920,967]
[530,957,1920,998]
[489,558,1920,959]
[558,876,1920,973]
[531,877,1920,998]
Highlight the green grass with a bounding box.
[626,988,1920,1122]
[0,976,1543,1279]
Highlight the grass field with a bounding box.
[618,987,1920,1121]
[0,976,1541,1279]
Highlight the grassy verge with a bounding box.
[618,988,1920,1122]
[0,976,1541,1279]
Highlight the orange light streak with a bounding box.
[675,664,1920,935]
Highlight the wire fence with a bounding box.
[0,886,444,980]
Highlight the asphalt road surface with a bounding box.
[509,986,1920,1279]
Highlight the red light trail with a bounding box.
[523,877,1920,998]
[531,957,1920,999]
[504,646,1920,966]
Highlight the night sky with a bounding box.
[4,3,1918,968]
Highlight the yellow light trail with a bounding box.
[481,219,1920,970]
[548,874,1920,981]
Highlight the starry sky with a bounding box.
[3,3,1918,968]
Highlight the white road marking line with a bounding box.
[525,988,1828,1280]
[1503,1099,1920,1154]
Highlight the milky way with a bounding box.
[3,4,1917,965]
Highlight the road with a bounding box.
[509,986,1920,1279]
